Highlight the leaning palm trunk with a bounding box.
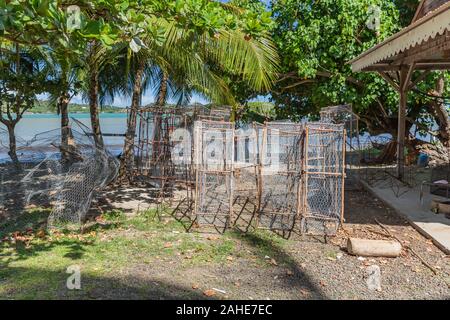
[157,73,168,106]
[89,66,104,148]
[119,61,146,181]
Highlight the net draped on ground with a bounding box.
[0,124,119,229]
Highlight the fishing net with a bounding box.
[0,124,119,230]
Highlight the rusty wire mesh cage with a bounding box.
[300,123,345,235]
[256,122,305,230]
[320,104,360,189]
[189,119,346,236]
[232,124,259,232]
[193,120,235,231]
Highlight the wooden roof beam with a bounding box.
[408,70,432,90]
[379,72,400,91]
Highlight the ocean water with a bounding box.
[0,113,129,157]
[0,112,434,161]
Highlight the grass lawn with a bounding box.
[0,208,289,299]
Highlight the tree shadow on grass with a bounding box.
[228,230,328,300]
[0,209,96,269]
[0,266,207,300]
[0,237,93,270]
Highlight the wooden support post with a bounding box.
[396,65,414,179]
[397,87,407,179]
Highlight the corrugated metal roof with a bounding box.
[349,2,450,72]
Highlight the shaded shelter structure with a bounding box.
[349,0,450,178]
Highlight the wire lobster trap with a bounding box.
[134,104,232,187]
[10,126,120,230]
[256,122,305,231]
[189,119,346,236]
[300,123,345,235]
[193,120,235,231]
[232,124,259,232]
[320,104,360,189]
[135,106,190,187]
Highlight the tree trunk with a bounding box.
[6,123,20,170]
[429,75,450,148]
[152,73,169,165]
[119,61,146,181]
[157,72,168,106]
[59,92,73,160]
[89,66,104,148]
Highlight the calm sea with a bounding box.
[1,113,128,157]
[0,112,434,161]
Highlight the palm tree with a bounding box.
[111,15,279,180]
[82,40,131,149]
[38,43,86,161]
[85,40,106,148]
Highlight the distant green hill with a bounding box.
[29,101,126,114]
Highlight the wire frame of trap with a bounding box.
[300,123,346,235]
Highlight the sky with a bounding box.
[71,92,210,108]
[38,89,211,108]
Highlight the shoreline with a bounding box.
[23,111,127,115]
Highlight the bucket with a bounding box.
[417,153,429,167]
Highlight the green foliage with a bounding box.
[269,0,448,138]
[0,45,49,123]
[271,0,400,118]
[240,101,277,122]
[0,1,278,108]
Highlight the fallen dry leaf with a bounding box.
[300,288,310,297]
[270,258,278,266]
[15,235,28,242]
[36,229,46,239]
[203,289,216,297]
[226,256,234,261]
[192,284,199,290]
[163,242,173,248]
[286,270,294,276]
[319,280,327,287]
